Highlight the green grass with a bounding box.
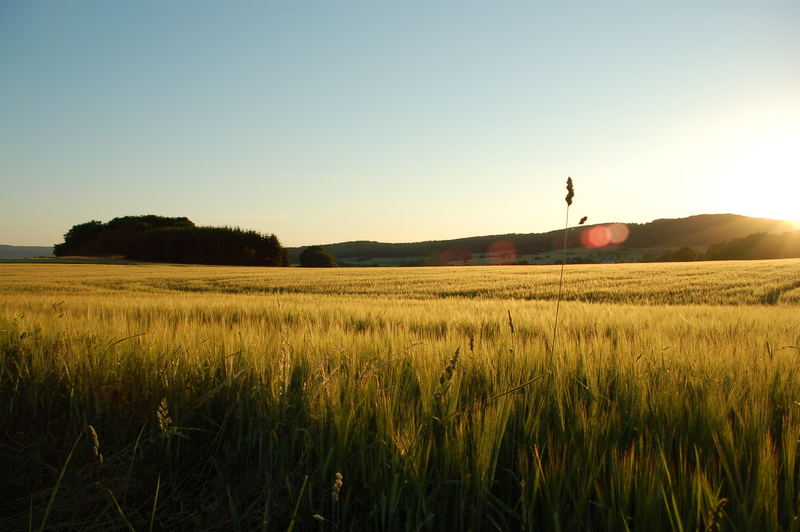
[1,261,799,530]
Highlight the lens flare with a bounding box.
[580,224,629,248]
[607,224,630,244]
[488,241,517,265]
[581,226,611,247]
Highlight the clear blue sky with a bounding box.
[2,0,798,247]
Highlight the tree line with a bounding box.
[645,230,800,262]
[54,215,289,266]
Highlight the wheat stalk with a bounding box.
[550,177,574,357]
[331,472,343,502]
[87,425,103,467]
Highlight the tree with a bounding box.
[656,249,674,262]
[54,220,104,256]
[300,246,337,267]
[672,246,698,262]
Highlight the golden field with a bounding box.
[1,260,799,530]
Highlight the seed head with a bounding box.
[331,472,343,502]
[439,347,460,387]
[706,497,728,532]
[565,177,574,206]
[157,398,172,433]
[579,216,588,225]
[87,425,103,466]
[434,347,461,402]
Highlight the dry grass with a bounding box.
[1,260,800,530]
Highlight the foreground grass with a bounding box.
[1,261,800,530]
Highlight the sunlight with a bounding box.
[715,132,800,224]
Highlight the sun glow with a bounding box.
[714,132,800,224]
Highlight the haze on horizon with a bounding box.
[1,0,798,248]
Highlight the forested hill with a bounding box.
[622,214,796,247]
[289,214,796,262]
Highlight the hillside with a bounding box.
[288,214,797,265]
[0,245,54,259]
[622,214,796,247]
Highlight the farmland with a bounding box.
[2,260,800,530]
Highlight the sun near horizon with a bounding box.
[710,126,800,226]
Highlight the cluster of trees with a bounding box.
[299,246,337,267]
[54,215,289,266]
[54,215,194,257]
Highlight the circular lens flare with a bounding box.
[581,226,611,247]
[608,223,630,244]
[580,224,629,248]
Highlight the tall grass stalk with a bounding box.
[287,475,308,532]
[37,433,81,532]
[550,176,574,358]
[149,473,160,532]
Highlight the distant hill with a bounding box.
[0,245,54,259]
[622,214,796,248]
[288,214,797,265]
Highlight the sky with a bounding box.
[1,0,799,247]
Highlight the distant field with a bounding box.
[2,260,799,530]
[317,246,667,266]
[2,259,799,304]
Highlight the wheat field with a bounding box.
[1,260,799,530]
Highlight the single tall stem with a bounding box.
[550,205,570,357]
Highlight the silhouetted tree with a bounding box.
[54,220,105,256]
[300,246,337,267]
[54,216,288,266]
